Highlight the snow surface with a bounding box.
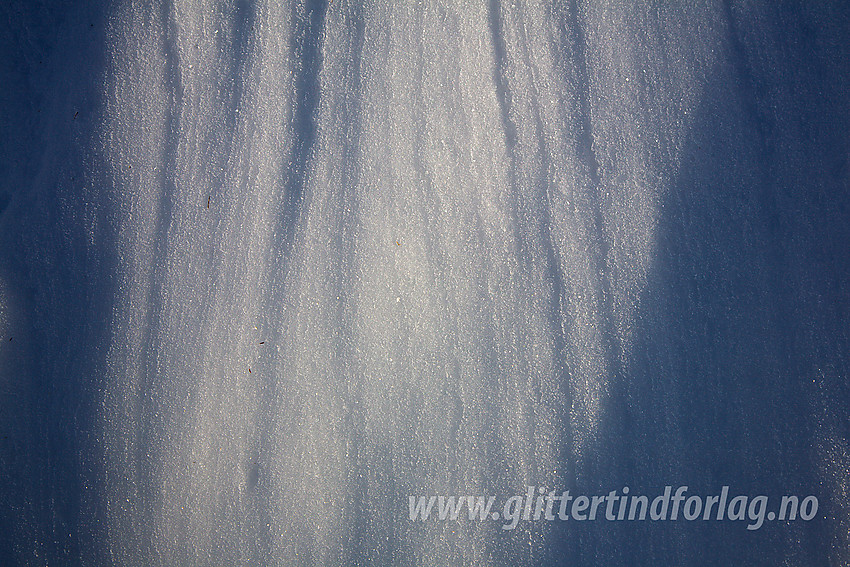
[0,0,848,565]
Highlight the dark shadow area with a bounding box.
[0,1,117,564]
[540,2,850,565]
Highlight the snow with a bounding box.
[0,1,848,565]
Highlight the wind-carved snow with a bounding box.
[96,0,850,564]
[0,0,848,565]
